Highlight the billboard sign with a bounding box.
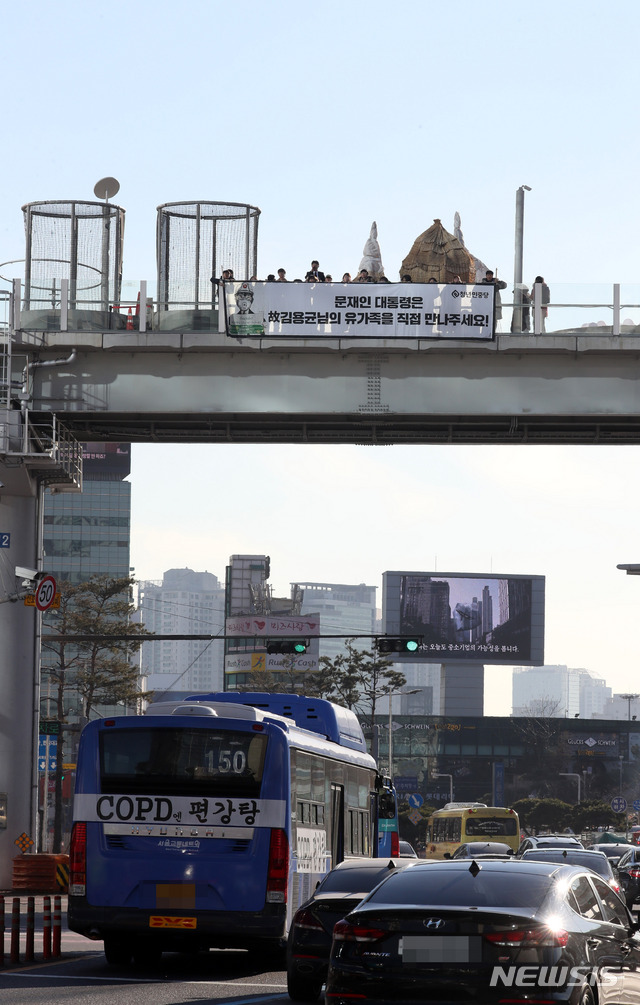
[82,442,131,478]
[224,614,321,679]
[223,651,319,674]
[382,571,545,666]
[223,281,495,341]
[565,732,620,757]
[225,615,319,638]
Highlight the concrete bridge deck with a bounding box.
[13,326,640,445]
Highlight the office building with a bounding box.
[43,443,131,585]
[512,664,611,718]
[139,568,226,695]
[296,581,377,660]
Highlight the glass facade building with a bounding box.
[43,479,131,584]
[296,581,377,660]
[371,714,640,809]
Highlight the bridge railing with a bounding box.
[506,282,640,336]
[0,291,13,410]
[3,280,640,338]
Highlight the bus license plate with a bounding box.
[149,916,197,929]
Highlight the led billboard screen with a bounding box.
[382,571,544,665]
[82,442,131,478]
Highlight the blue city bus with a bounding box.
[68,692,384,964]
[377,777,400,857]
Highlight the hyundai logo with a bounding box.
[424,918,445,929]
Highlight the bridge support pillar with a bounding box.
[0,483,40,888]
[439,663,484,717]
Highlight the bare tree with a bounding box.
[511,697,566,800]
[317,640,407,731]
[41,574,151,850]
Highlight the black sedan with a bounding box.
[287,857,416,1001]
[520,848,623,897]
[448,841,514,859]
[616,847,640,908]
[325,858,640,1004]
[592,843,637,868]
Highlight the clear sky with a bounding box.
[3,0,640,715]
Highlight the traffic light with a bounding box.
[375,636,422,654]
[266,639,308,655]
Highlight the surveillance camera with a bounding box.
[15,566,39,582]
[14,567,46,587]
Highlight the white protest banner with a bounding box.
[223,281,495,340]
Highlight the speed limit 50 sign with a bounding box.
[35,575,57,612]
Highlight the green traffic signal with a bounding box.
[266,639,308,654]
[376,636,422,654]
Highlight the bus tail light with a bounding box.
[390,831,399,857]
[266,828,289,904]
[69,821,87,896]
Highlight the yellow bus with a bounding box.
[425,802,520,859]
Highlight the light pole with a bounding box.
[616,567,640,722]
[619,755,624,796]
[559,772,581,803]
[433,772,453,803]
[512,184,531,333]
[620,693,640,720]
[387,688,420,779]
[619,756,630,839]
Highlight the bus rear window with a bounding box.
[465,816,518,837]
[379,792,397,820]
[100,728,267,797]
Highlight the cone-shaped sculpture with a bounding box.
[358,221,385,279]
[400,218,475,283]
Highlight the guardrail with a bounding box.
[3,280,640,338]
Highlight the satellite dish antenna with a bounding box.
[93,177,120,202]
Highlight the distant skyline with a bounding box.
[128,441,640,717]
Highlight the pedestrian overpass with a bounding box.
[7,285,640,447]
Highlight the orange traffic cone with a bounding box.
[126,308,134,330]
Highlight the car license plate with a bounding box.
[149,915,197,929]
[401,936,480,963]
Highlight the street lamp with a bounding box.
[620,693,640,720]
[618,756,630,839]
[433,772,453,803]
[617,564,640,575]
[512,184,531,333]
[616,567,640,721]
[387,688,420,779]
[619,755,624,796]
[559,772,581,803]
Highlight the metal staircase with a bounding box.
[0,284,82,495]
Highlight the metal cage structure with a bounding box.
[156,201,260,329]
[22,200,125,330]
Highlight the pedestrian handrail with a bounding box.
[4,279,640,338]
